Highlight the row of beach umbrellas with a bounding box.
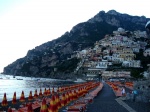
[1,81,100,112]
[1,87,57,107]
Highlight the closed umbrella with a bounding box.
[1,93,8,111]
[43,88,47,96]
[61,93,66,107]
[52,87,55,95]
[12,92,17,105]
[57,87,59,93]
[27,102,33,112]
[40,98,48,112]
[7,107,12,112]
[48,95,56,112]
[1,93,8,106]
[28,91,33,101]
[34,89,38,99]
[39,88,43,97]
[55,94,61,110]
[20,91,25,103]
[47,88,51,96]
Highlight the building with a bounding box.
[143,48,150,57]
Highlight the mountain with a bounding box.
[3,10,150,79]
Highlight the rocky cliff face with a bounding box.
[3,10,150,79]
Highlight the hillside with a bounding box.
[3,10,150,79]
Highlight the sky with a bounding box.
[0,0,150,73]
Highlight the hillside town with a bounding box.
[72,28,150,102]
[74,28,150,81]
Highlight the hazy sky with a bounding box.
[0,0,149,73]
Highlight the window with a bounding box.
[142,86,145,89]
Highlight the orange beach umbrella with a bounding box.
[43,88,47,96]
[52,87,55,95]
[20,91,25,102]
[1,93,8,107]
[34,89,38,99]
[40,98,48,112]
[57,87,59,93]
[48,95,56,112]
[7,107,12,112]
[55,94,61,110]
[47,88,51,96]
[27,103,33,112]
[28,91,33,101]
[65,91,70,104]
[39,88,43,97]
[61,93,66,107]
[12,92,17,105]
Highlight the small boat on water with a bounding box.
[74,78,86,82]
[16,78,23,80]
[6,77,10,79]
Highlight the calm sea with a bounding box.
[0,74,74,102]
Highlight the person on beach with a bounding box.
[121,87,126,96]
[132,90,138,102]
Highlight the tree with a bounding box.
[130,69,143,79]
[101,47,106,52]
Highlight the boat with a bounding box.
[6,77,10,79]
[16,78,23,80]
[36,78,40,81]
[74,78,86,82]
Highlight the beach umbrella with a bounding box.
[1,93,8,107]
[77,88,81,97]
[73,90,77,100]
[39,88,43,97]
[52,87,55,95]
[57,87,59,93]
[34,89,38,99]
[27,102,33,112]
[47,88,51,96]
[20,91,25,102]
[55,94,61,110]
[68,90,73,102]
[61,93,66,107]
[48,95,56,112]
[58,95,62,110]
[40,98,48,112]
[12,92,17,105]
[65,91,70,104]
[7,107,12,112]
[59,87,62,93]
[28,91,33,101]
[43,88,47,96]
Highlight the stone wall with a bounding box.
[132,80,150,103]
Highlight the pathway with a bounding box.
[86,83,130,112]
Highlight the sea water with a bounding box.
[0,74,74,102]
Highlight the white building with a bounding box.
[122,60,141,68]
[96,60,112,69]
[118,27,125,33]
[134,31,147,38]
[143,48,150,57]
